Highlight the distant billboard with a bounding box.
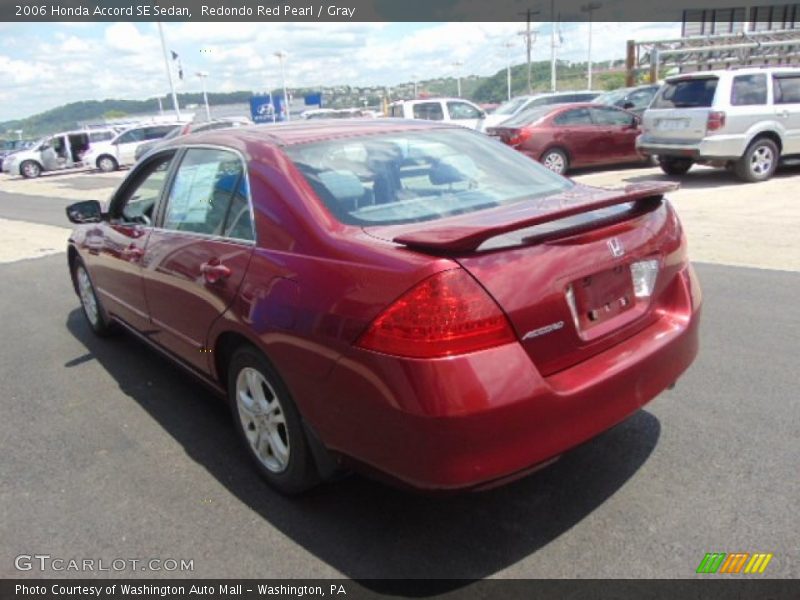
[250,95,275,123]
[304,92,323,107]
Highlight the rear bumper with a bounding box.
[637,134,746,160]
[314,265,702,491]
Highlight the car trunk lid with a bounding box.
[365,181,684,376]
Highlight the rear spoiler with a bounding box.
[393,181,679,253]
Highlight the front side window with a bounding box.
[112,153,175,224]
[162,148,252,239]
[731,74,767,106]
[773,75,800,104]
[116,129,145,145]
[627,87,657,110]
[412,102,444,121]
[590,107,634,127]
[284,128,572,226]
[447,101,481,120]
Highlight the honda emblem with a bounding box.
[607,237,625,258]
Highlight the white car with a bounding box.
[388,98,487,130]
[84,123,180,172]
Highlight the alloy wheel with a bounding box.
[543,152,566,174]
[235,367,290,473]
[750,145,774,176]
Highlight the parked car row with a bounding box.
[1,117,254,179]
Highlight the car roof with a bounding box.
[666,66,800,81]
[180,118,461,147]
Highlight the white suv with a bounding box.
[388,98,486,130]
[637,67,800,182]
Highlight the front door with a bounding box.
[773,73,800,154]
[84,152,177,331]
[142,147,255,374]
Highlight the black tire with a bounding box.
[72,258,115,336]
[96,155,118,173]
[227,346,319,494]
[658,157,693,176]
[540,148,569,175]
[20,160,42,179]
[734,137,779,183]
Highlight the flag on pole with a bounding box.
[171,50,183,80]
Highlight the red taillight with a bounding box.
[706,111,726,132]
[508,128,532,146]
[357,269,516,358]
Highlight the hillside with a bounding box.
[0,59,632,140]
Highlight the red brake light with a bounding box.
[357,269,516,358]
[508,128,532,146]
[706,111,726,132]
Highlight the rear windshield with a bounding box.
[498,106,555,128]
[652,77,718,109]
[284,129,572,226]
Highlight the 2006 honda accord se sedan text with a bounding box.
[66,119,701,494]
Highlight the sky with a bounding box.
[0,21,681,122]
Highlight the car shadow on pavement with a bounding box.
[66,309,661,591]
[620,163,800,190]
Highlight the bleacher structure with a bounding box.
[625,4,800,84]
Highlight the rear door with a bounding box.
[142,146,256,373]
[773,73,800,154]
[642,76,719,143]
[551,107,601,166]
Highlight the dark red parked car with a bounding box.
[487,103,648,175]
[66,119,701,493]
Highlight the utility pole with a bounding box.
[581,2,602,90]
[157,22,181,121]
[518,8,541,94]
[412,74,418,98]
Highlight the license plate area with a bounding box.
[569,265,634,330]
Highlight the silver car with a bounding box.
[637,67,800,182]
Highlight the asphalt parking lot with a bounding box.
[0,165,797,582]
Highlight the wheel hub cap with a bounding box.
[235,367,290,473]
[77,267,99,326]
[543,153,564,173]
[751,146,774,175]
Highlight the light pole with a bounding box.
[581,2,602,90]
[196,71,211,121]
[503,41,516,101]
[452,61,463,97]
[274,50,290,122]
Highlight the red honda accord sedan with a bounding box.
[487,103,648,175]
[66,119,701,493]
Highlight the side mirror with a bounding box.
[622,101,635,110]
[66,200,104,224]
[478,110,487,119]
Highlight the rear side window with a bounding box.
[773,75,800,104]
[652,78,718,108]
[554,108,593,125]
[144,126,176,140]
[89,131,114,142]
[162,148,253,240]
[412,102,444,121]
[731,74,767,106]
